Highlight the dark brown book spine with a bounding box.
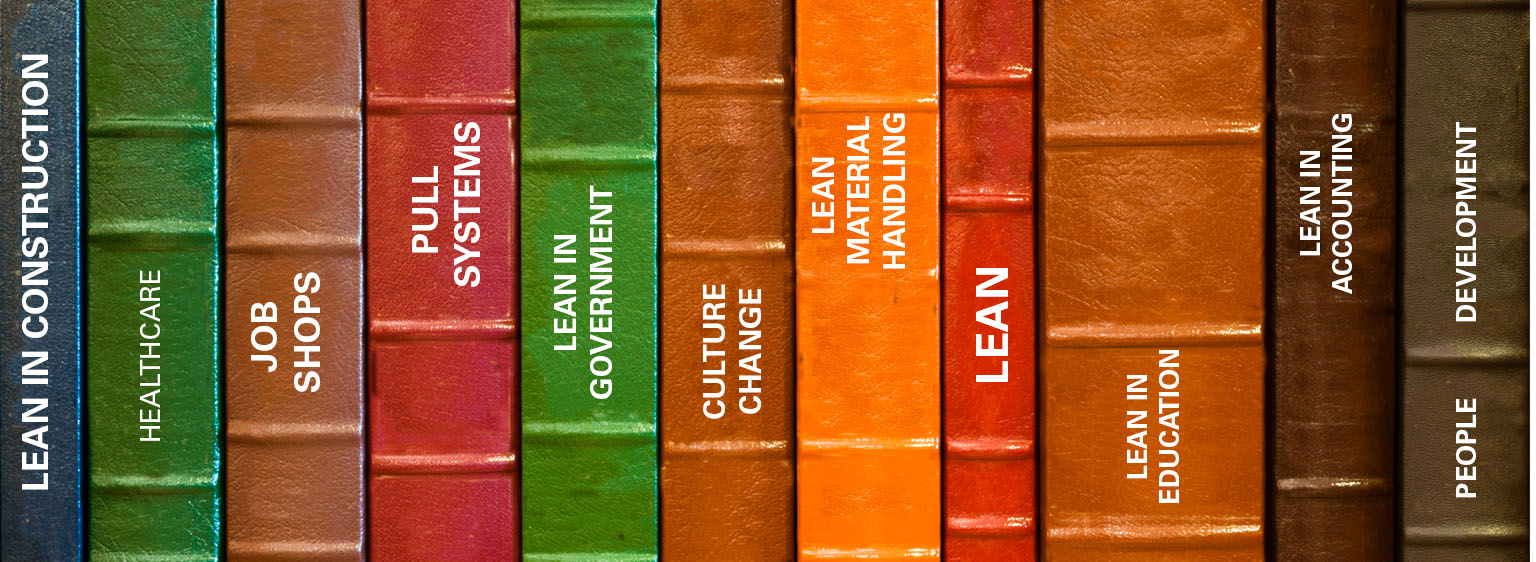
[1270,1,1397,559]
[658,1,796,560]
[224,1,364,558]
[1400,0,1530,559]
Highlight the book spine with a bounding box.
[941,0,1036,559]
[1038,1,1266,559]
[225,0,364,559]
[658,1,795,560]
[795,1,941,559]
[364,1,519,559]
[1270,0,1397,559]
[0,1,82,559]
[520,1,660,559]
[84,0,221,558]
[1400,0,1530,558]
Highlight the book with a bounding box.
[0,1,82,559]
[795,0,941,559]
[1038,1,1266,560]
[941,0,1036,559]
[225,0,364,559]
[1270,0,1396,558]
[84,0,221,558]
[520,1,660,559]
[658,1,795,559]
[1399,0,1530,558]
[364,0,519,559]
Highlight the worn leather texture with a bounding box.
[659,1,794,560]
[365,0,518,559]
[795,1,940,560]
[0,1,82,559]
[84,0,221,558]
[1400,0,1530,559]
[520,1,659,560]
[1270,1,1396,560]
[942,0,1036,559]
[1039,1,1266,560]
[225,1,364,559]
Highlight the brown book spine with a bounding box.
[1270,1,1397,559]
[658,1,795,559]
[1400,0,1530,558]
[1039,0,1267,559]
[224,1,364,558]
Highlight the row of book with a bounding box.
[0,0,1529,561]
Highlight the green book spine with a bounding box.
[520,1,659,559]
[84,1,221,559]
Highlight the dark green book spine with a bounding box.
[520,1,659,560]
[84,1,221,558]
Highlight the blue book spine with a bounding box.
[0,1,83,560]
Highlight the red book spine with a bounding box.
[364,1,518,559]
[942,0,1037,559]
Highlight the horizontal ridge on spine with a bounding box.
[368,318,518,341]
[87,552,220,562]
[225,232,359,255]
[1045,321,1262,347]
[797,94,939,114]
[1046,516,1262,546]
[1274,475,1391,498]
[661,75,788,96]
[662,439,789,458]
[86,116,217,137]
[946,514,1037,537]
[87,222,217,250]
[88,220,217,237]
[226,541,362,561]
[1044,121,1263,148]
[1402,523,1529,544]
[661,237,788,259]
[90,473,218,494]
[365,93,516,114]
[799,547,941,560]
[942,70,1033,89]
[1402,348,1529,367]
[944,192,1032,213]
[370,452,518,475]
[522,420,657,444]
[800,437,938,455]
[520,3,655,29]
[523,553,658,562]
[945,437,1035,460]
[225,104,359,126]
[225,420,361,444]
[521,145,657,170]
[1272,106,1395,121]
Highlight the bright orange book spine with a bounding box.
[795,1,940,560]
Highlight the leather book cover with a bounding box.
[1271,1,1396,559]
[365,0,518,559]
[520,1,660,559]
[658,1,794,560]
[795,1,941,559]
[226,0,364,559]
[1039,1,1266,560]
[0,1,82,559]
[942,0,1036,559]
[1400,0,1530,558]
[83,0,222,558]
